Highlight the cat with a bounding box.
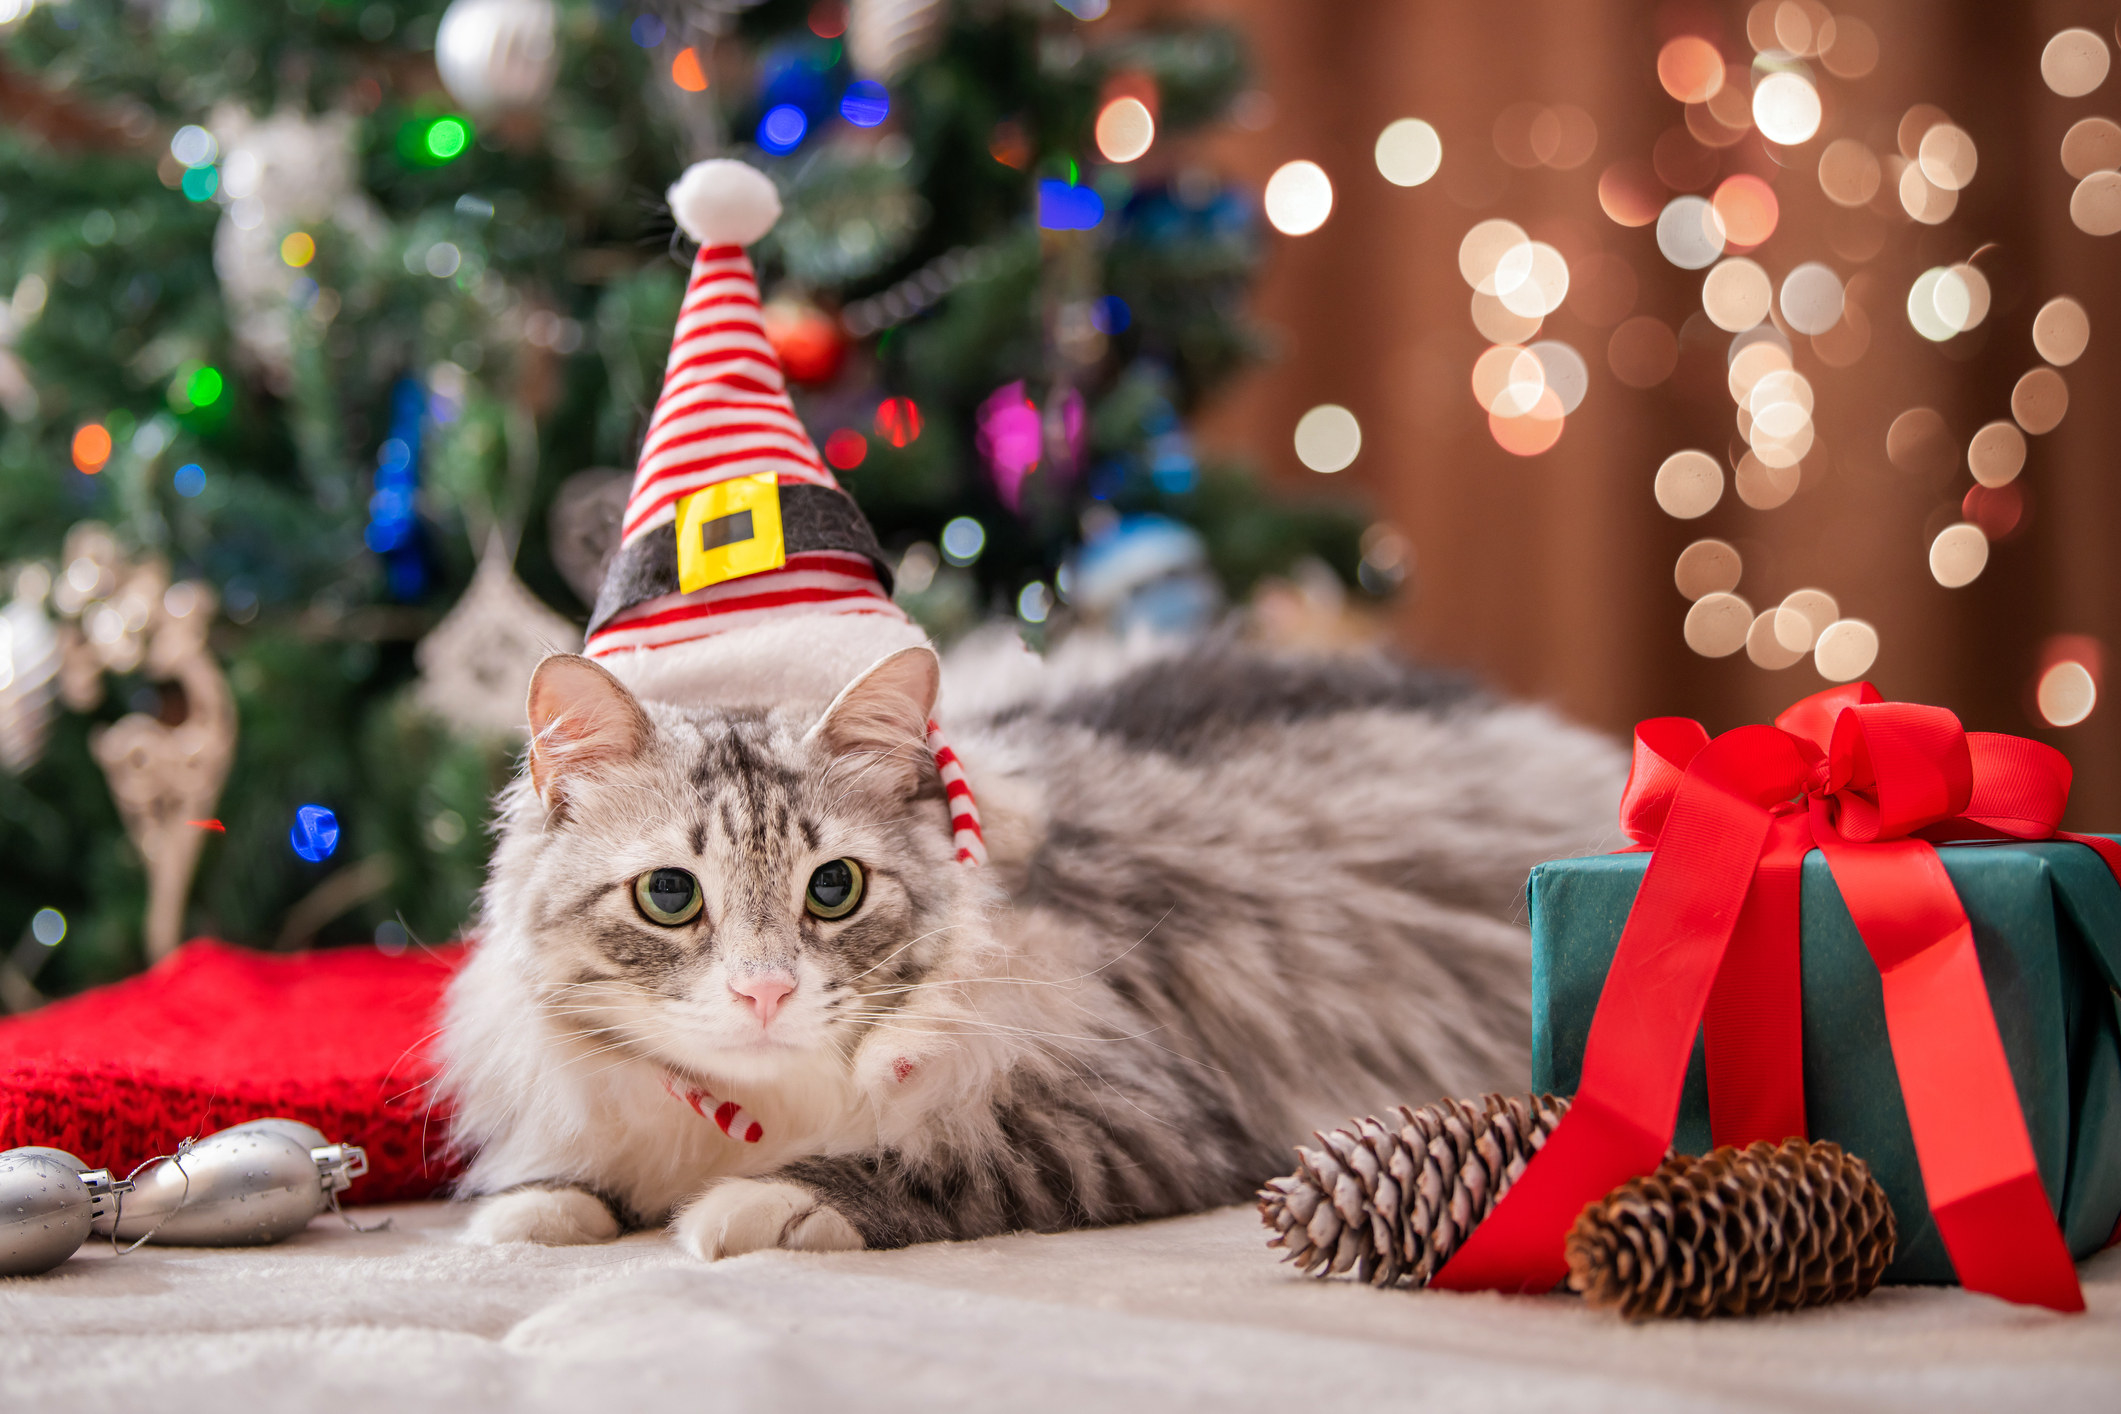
[437,630,1627,1258]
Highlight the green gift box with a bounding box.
[1530,838,2121,1283]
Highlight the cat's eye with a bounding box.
[804,859,865,920]
[633,868,703,926]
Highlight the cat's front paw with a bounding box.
[462,1186,621,1247]
[673,1178,864,1260]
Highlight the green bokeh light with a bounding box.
[185,366,224,407]
[424,117,471,162]
[180,165,218,201]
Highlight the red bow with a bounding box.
[1433,683,2121,1312]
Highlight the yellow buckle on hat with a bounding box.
[675,471,786,592]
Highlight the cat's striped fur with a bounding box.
[438,632,1626,1257]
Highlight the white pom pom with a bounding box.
[665,160,782,247]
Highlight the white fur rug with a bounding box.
[4,1201,2117,1412]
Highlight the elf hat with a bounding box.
[583,159,982,864]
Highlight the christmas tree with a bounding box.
[0,0,1373,997]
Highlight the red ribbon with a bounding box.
[1432,682,2121,1312]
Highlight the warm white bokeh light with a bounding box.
[1264,160,1334,235]
[1753,72,1823,145]
[1928,522,1990,588]
[2037,661,2098,727]
[1094,97,1155,163]
[1654,449,1724,519]
[1375,118,1443,187]
[1293,403,1361,472]
[1814,620,1879,682]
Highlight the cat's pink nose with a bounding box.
[729,973,795,1024]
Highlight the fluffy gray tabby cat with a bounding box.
[439,632,1625,1258]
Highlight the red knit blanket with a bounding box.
[0,939,463,1202]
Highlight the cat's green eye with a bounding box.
[633,868,703,926]
[805,858,865,920]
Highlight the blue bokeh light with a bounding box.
[173,463,205,497]
[758,104,810,153]
[1037,179,1104,231]
[629,14,665,47]
[1091,295,1131,335]
[290,804,341,863]
[839,80,890,128]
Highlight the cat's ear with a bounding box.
[526,654,652,811]
[807,646,941,796]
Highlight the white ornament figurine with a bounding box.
[436,0,561,115]
[414,534,581,738]
[848,0,945,80]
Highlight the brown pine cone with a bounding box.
[1258,1092,1570,1287]
[1565,1138,1897,1320]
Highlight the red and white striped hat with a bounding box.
[584,159,982,865]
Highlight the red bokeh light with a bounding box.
[823,428,868,470]
[875,397,921,448]
[1712,174,1779,247]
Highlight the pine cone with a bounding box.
[1565,1138,1896,1320]
[1257,1092,1570,1287]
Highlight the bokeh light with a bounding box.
[1748,610,1805,669]
[2032,297,2090,366]
[1674,539,1742,600]
[1597,161,1662,227]
[1775,589,1839,652]
[1263,161,1333,235]
[1752,72,1822,146]
[1017,581,1052,625]
[1916,123,1978,191]
[1656,195,1725,269]
[1711,174,1778,247]
[1817,139,1880,207]
[2069,171,2121,235]
[1658,36,1725,103]
[671,46,708,93]
[1458,219,1529,290]
[1497,242,1570,319]
[2012,367,2070,435]
[1375,118,1443,187]
[1472,344,1546,417]
[1684,592,1751,657]
[2036,660,2098,727]
[875,397,922,447]
[1529,340,1588,415]
[1928,523,1989,588]
[1471,290,1542,345]
[280,231,315,267]
[1728,335,1792,402]
[1654,449,1723,519]
[940,516,986,565]
[424,115,471,161]
[173,462,205,497]
[290,803,341,863]
[1653,126,1718,191]
[1899,163,1958,224]
[2042,28,2110,97]
[841,80,890,127]
[1095,97,1154,163]
[1734,451,1799,509]
[1813,619,1879,681]
[180,165,218,202]
[1488,389,1565,456]
[1968,420,2027,487]
[1702,257,1771,332]
[2060,118,2121,179]
[1961,482,2023,540]
[823,428,867,470]
[759,104,809,154]
[186,366,224,407]
[170,124,217,168]
[1777,262,1844,336]
[1293,404,1361,472]
[1608,316,1677,388]
[1820,15,1879,78]
[71,423,111,474]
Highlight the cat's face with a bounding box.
[490,650,959,1089]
